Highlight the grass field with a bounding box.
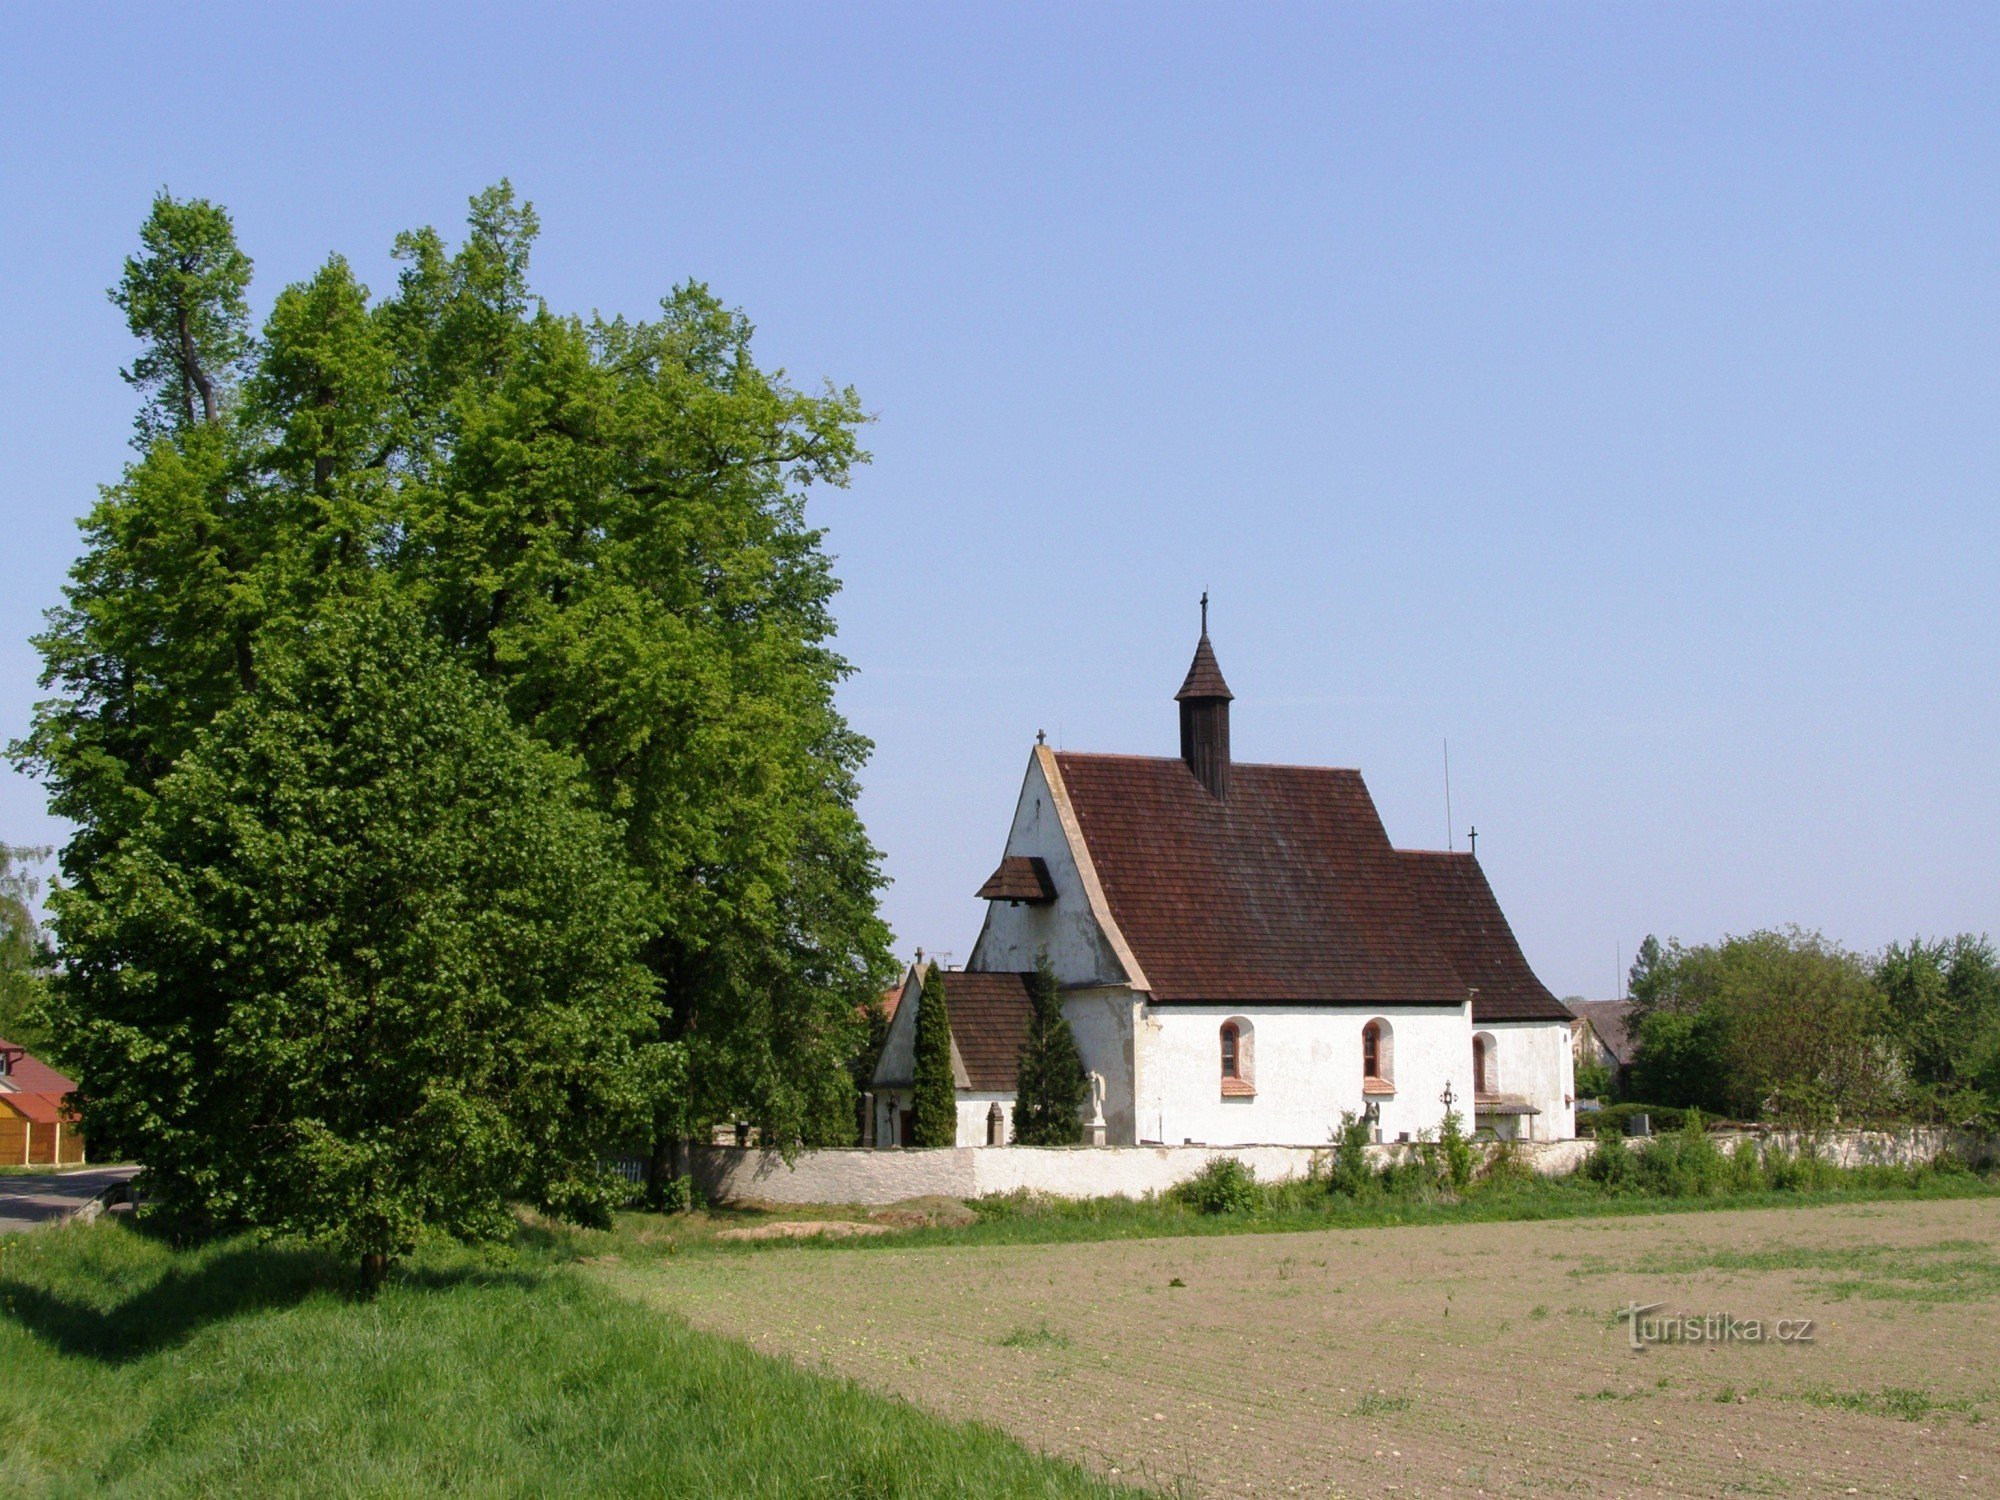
[603,1196,2000,1498]
[6,1168,1996,1497]
[0,1218,1133,1498]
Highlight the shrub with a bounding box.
[1763,1139,1836,1192]
[1173,1157,1260,1215]
[1634,1111,1727,1197]
[1477,1136,1537,1190]
[1593,1102,1689,1136]
[1583,1128,1634,1188]
[1437,1110,1475,1191]
[1324,1111,1378,1198]
[1726,1136,1764,1193]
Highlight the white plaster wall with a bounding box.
[874,1089,910,1146]
[688,1129,1997,1208]
[689,1137,1601,1206]
[1062,987,1138,1144]
[1480,1021,1576,1141]
[966,752,1129,987]
[1132,1004,1475,1148]
[957,1092,1015,1147]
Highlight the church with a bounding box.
[871,613,1577,1149]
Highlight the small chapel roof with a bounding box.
[975,855,1057,904]
[941,971,1038,1091]
[1174,633,1234,703]
[1049,751,1569,1019]
[871,970,1036,1092]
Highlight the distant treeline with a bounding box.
[1587,929,1999,1126]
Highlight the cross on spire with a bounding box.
[1200,590,1209,636]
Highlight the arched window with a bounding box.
[1219,1018,1255,1096]
[1473,1032,1497,1095]
[1362,1019,1394,1093]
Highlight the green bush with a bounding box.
[1593,1102,1690,1136]
[1583,1128,1634,1188]
[1438,1110,1475,1190]
[1727,1136,1764,1193]
[1323,1111,1379,1198]
[1173,1157,1260,1215]
[1763,1139,1836,1192]
[1634,1111,1728,1197]
[1476,1136,1538,1190]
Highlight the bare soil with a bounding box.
[603,1198,2000,1498]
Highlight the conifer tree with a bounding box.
[909,965,958,1146]
[1013,951,1086,1145]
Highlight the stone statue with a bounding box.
[1087,1071,1107,1132]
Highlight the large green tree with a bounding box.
[908,966,957,1147]
[1012,952,1085,1145]
[13,185,894,1212]
[1627,929,1893,1121]
[45,598,658,1283]
[0,845,54,1054]
[1875,935,2000,1094]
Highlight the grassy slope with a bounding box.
[0,1220,1133,1499]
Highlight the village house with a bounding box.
[1570,999,1637,1097]
[0,1040,85,1166]
[871,613,1577,1148]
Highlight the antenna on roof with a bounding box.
[1443,738,1454,852]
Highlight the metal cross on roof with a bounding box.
[1200,590,1209,635]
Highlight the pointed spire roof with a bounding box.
[1175,592,1233,702]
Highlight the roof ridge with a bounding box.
[1052,749,1366,775]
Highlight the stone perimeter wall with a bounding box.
[688,1128,1998,1208]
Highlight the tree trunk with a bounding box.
[360,1251,388,1295]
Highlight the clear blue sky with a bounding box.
[4,5,1996,998]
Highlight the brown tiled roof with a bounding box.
[1569,999,1637,1062]
[975,855,1057,903]
[934,971,1036,1091]
[1053,753,1463,1004]
[1396,853,1573,1023]
[0,1041,73,1099]
[1175,635,1233,701]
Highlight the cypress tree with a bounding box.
[909,966,958,1146]
[1013,952,1086,1145]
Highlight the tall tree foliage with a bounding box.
[13,185,894,1231]
[1875,936,2000,1095]
[1628,929,1895,1122]
[1012,952,1085,1145]
[908,966,957,1147]
[45,599,658,1283]
[0,845,54,1053]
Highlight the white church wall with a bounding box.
[1131,1003,1476,1148]
[1481,1021,1576,1142]
[1063,987,1138,1144]
[967,752,1130,988]
[956,1092,1015,1147]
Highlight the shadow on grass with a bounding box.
[0,1222,546,1364]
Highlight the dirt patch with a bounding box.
[869,1195,979,1230]
[606,1197,2000,1497]
[711,1219,895,1242]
